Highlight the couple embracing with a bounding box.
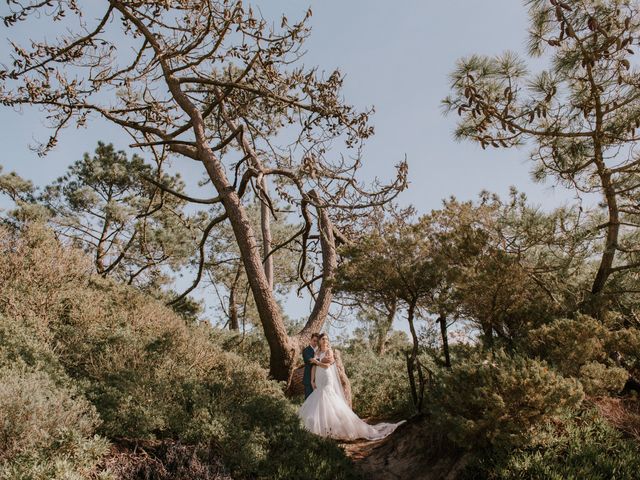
[297,333,404,441]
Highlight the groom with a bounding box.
[302,333,323,399]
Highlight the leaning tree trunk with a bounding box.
[587,74,619,309]
[204,162,295,380]
[162,74,295,380]
[216,105,337,382]
[228,266,242,331]
[113,6,336,383]
[259,176,274,290]
[590,154,620,303]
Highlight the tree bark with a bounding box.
[407,301,419,361]
[259,176,274,290]
[406,300,424,411]
[587,58,619,303]
[95,213,111,276]
[375,299,397,355]
[481,321,493,348]
[228,265,242,331]
[298,192,337,342]
[165,67,294,381]
[405,350,418,409]
[438,315,451,368]
[591,167,619,297]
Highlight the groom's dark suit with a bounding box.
[302,345,316,399]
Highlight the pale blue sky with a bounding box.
[0,1,572,209]
[0,1,576,331]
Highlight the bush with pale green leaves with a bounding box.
[427,349,584,450]
[0,364,110,480]
[342,347,414,419]
[524,316,635,395]
[0,225,359,480]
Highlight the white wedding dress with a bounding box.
[298,350,404,441]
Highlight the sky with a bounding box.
[0,1,579,334]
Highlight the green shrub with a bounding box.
[608,327,640,366]
[0,225,359,480]
[0,313,66,383]
[579,362,628,396]
[342,347,414,419]
[427,349,584,450]
[525,316,632,395]
[462,411,640,480]
[0,362,109,480]
[207,328,271,368]
[525,316,608,376]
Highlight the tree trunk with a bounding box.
[190,110,294,381]
[405,350,418,408]
[297,192,337,342]
[110,9,335,383]
[228,266,242,331]
[590,168,619,298]
[228,293,239,331]
[375,300,397,355]
[407,301,419,360]
[438,315,451,368]
[95,215,111,276]
[588,64,619,303]
[406,300,424,411]
[259,176,274,290]
[481,319,493,348]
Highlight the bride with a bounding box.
[298,334,405,441]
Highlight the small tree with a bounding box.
[430,193,590,346]
[337,217,441,410]
[39,142,195,288]
[444,0,640,312]
[0,167,49,226]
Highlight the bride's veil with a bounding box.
[328,352,348,402]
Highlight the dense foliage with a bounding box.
[0,337,109,480]
[340,339,414,420]
[427,349,584,450]
[0,225,358,480]
[462,411,640,480]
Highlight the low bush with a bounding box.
[341,346,414,419]
[608,327,640,367]
[0,360,109,480]
[0,225,359,480]
[207,328,271,368]
[524,316,608,376]
[524,316,636,395]
[523,315,640,395]
[427,349,584,450]
[578,362,628,396]
[462,410,640,480]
